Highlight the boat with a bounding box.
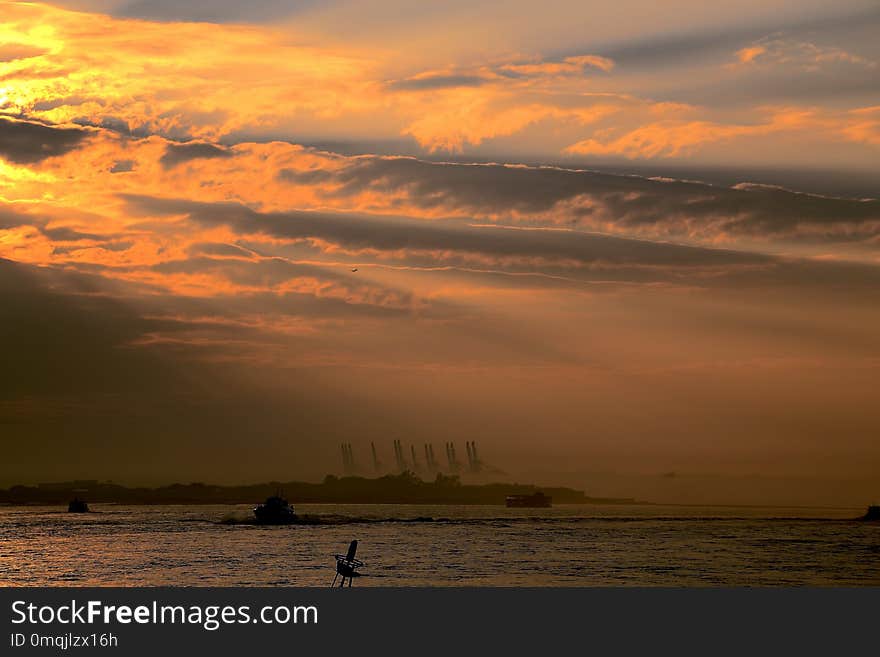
[505,491,552,508]
[68,497,90,513]
[253,494,296,524]
[860,505,880,521]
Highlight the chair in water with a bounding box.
[331,540,365,587]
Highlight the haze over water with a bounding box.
[2,504,877,586]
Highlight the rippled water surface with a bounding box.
[1,504,877,586]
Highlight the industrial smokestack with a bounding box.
[471,441,481,472]
[465,441,474,469]
[429,444,436,469]
[410,444,419,471]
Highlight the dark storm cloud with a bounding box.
[667,67,880,106]
[160,142,232,168]
[150,254,347,287]
[72,116,137,137]
[575,6,880,70]
[151,255,422,314]
[121,193,772,270]
[116,157,880,296]
[553,162,880,201]
[0,117,89,163]
[592,181,880,239]
[0,207,32,230]
[592,28,747,67]
[223,134,420,158]
[57,256,421,321]
[51,242,134,256]
[0,203,133,254]
[285,158,616,213]
[0,204,65,233]
[187,242,256,259]
[387,75,490,91]
[110,159,136,173]
[281,158,880,242]
[41,226,104,241]
[0,44,46,62]
[385,54,611,92]
[115,0,320,22]
[32,96,92,112]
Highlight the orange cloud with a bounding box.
[735,45,767,65]
[2,2,878,166]
[404,97,620,153]
[498,54,615,76]
[0,2,382,140]
[565,107,879,159]
[729,37,876,71]
[841,106,880,146]
[1,3,620,154]
[3,113,878,289]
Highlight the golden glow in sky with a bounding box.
[0,1,878,504]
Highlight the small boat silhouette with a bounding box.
[68,497,90,513]
[253,494,296,524]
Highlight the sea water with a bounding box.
[1,504,877,586]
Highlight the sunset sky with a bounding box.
[1,1,879,505]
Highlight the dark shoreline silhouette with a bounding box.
[0,472,636,506]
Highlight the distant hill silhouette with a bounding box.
[0,472,635,506]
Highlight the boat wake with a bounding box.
[217,513,444,526]
[213,513,853,527]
